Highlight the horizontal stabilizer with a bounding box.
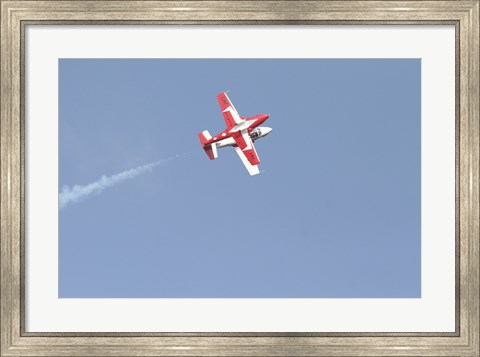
[203,144,217,160]
[202,130,212,140]
[198,131,218,160]
[211,142,218,158]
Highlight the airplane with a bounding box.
[198,92,272,175]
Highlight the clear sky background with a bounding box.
[59,58,421,298]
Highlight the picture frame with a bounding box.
[1,1,478,356]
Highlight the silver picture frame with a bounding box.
[1,1,478,356]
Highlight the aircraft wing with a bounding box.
[233,130,260,176]
[217,92,243,130]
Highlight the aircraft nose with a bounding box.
[263,127,273,136]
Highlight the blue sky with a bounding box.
[59,58,421,298]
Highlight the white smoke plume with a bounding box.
[59,153,187,209]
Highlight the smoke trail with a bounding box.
[59,153,187,210]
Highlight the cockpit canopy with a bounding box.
[250,128,261,140]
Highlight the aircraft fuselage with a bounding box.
[216,126,272,148]
[207,114,271,148]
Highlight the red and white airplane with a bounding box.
[198,92,272,175]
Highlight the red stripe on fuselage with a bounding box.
[206,114,269,146]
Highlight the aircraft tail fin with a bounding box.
[198,130,218,160]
